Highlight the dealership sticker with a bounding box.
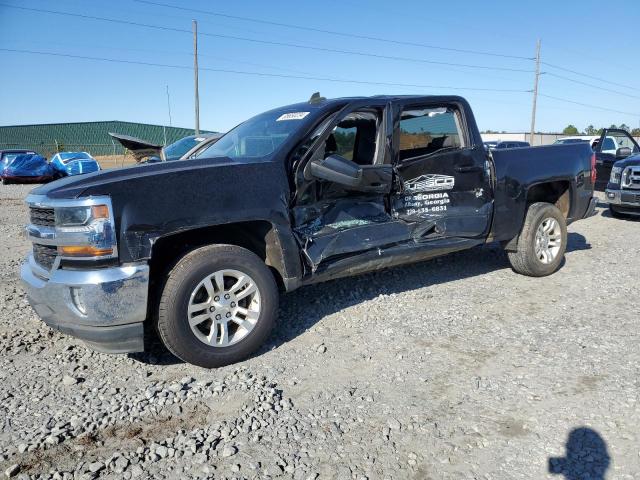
[276,112,310,121]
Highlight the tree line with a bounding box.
[561,124,640,136]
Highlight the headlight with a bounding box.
[54,203,115,258]
[55,205,109,227]
[610,166,622,184]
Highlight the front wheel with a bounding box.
[157,244,278,368]
[507,202,567,277]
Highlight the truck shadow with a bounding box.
[131,232,590,366]
[548,427,610,479]
[263,231,590,354]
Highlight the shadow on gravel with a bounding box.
[130,233,592,366]
[566,232,591,253]
[549,427,610,480]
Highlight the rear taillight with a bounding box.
[591,153,597,183]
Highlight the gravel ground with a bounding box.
[0,183,638,480]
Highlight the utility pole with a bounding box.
[166,85,172,127]
[193,19,200,135]
[529,39,541,145]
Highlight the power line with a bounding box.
[0,47,532,93]
[544,72,640,100]
[0,3,534,73]
[538,94,639,117]
[133,0,534,61]
[541,61,637,91]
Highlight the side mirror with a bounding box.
[616,147,632,158]
[307,154,392,193]
[308,154,364,188]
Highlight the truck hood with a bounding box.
[614,154,640,168]
[31,156,252,199]
[109,132,163,162]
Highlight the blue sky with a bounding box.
[0,0,638,134]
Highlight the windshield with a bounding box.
[2,152,31,166]
[197,109,311,160]
[57,152,92,164]
[163,136,205,161]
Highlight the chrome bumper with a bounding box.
[605,189,640,207]
[21,255,149,353]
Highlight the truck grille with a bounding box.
[622,166,640,190]
[621,192,640,204]
[33,244,57,270]
[29,206,55,227]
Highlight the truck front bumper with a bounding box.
[605,189,640,214]
[20,255,149,353]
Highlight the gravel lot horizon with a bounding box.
[1,184,638,479]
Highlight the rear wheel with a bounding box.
[157,244,278,368]
[507,202,567,277]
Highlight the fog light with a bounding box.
[606,192,615,199]
[70,287,87,315]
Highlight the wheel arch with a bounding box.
[503,180,572,251]
[148,220,300,294]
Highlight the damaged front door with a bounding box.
[391,102,492,240]
[292,101,409,271]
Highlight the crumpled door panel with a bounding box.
[293,198,409,269]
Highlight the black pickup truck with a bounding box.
[21,95,597,367]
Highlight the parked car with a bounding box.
[2,154,55,184]
[22,94,597,367]
[109,132,223,163]
[599,130,640,211]
[555,136,618,155]
[1,149,38,174]
[592,129,640,191]
[484,140,530,150]
[50,152,101,178]
[554,137,591,145]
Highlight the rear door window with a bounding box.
[399,107,463,162]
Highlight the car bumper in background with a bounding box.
[20,256,149,353]
[606,189,640,207]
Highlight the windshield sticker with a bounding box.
[194,137,205,142]
[405,174,455,193]
[276,112,310,121]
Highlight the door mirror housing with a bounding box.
[307,154,392,193]
[308,154,363,187]
[616,147,632,158]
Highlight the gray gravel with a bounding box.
[1,183,639,479]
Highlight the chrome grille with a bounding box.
[29,206,55,227]
[33,244,57,270]
[622,166,640,190]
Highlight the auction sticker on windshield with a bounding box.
[276,112,310,121]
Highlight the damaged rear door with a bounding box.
[391,100,492,240]
[291,100,411,271]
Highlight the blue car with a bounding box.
[2,154,55,184]
[50,152,101,178]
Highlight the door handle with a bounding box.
[455,165,483,173]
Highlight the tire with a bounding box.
[507,202,567,277]
[157,244,278,368]
[609,205,625,219]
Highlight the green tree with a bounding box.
[631,128,640,137]
[562,124,579,135]
[619,123,630,132]
[584,125,598,135]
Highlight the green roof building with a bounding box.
[0,121,211,157]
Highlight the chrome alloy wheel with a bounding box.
[534,217,562,264]
[187,269,261,347]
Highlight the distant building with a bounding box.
[0,120,212,157]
